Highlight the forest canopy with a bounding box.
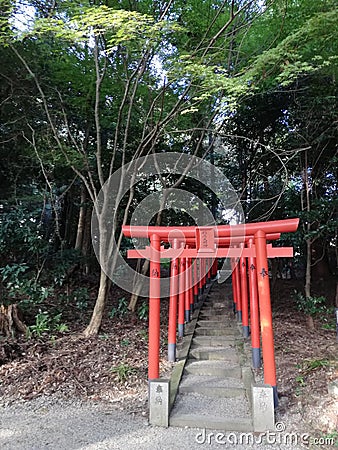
[0,0,337,335]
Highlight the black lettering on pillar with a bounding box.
[259,268,268,278]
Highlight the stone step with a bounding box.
[170,390,252,431]
[194,327,236,336]
[184,360,242,378]
[196,320,235,328]
[169,414,253,432]
[201,306,230,312]
[192,336,237,347]
[198,317,233,324]
[202,302,228,308]
[199,314,229,321]
[171,391,250,417]
[179,384,246,397]
[168,283,254,433]
[190,348,239,362]
[179,373,245,391]
[200,309,233,317]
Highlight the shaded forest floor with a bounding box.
[0,279,337,440]
[271,280,338,438]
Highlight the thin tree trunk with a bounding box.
[303,151,315,330]
[75,185,87,251]
[83,269,110,336]
[128,259,150,312]
[127,199,166,312]
[209,133,217,219]
[64,194,74,246]
[305,237,314,329]
[82,205,92,275]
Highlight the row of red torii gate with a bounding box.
[122,218,299,405]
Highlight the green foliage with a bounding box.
[0,263,28,287]
[302,359,330,373]
[243,5,338,90]
[51,249,82,287]
[0,0,336,339]
[137,301,149,321]
[295,358,332,397]
[295,375,306,387]
[321,324,336,330]
[0,201,87,313]
[27,311,50,337]
[98,333,109,341]
[0,205,49,263]
[318,306,336,330]
[26,5,181,54]
[167,56,248,107]
[0,263,53,308]
[0,0,15,44]
[294,291,328,317]
[294,358,331,396]
[138,329,148,340]
[109,297,128,319]
[110,363,136,382]
[72,287,90,311]
[27,311,68,338]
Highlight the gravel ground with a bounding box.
[0,396,318,450]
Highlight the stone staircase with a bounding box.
[169,282,254,431]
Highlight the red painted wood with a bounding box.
[122,218,299,239]
[168,239,179,361]
[148,234,161,380]
[248,239,260,362]
[127,246,293,259]
[255,230,277,389]
[240,252,249,331]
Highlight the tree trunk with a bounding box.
[127,198,166,312]
[0,304,27,337]
[81,203,92,274]
[305,237,315,330]
[128,259,150,312]
[64,193,74,246]
[335,282,338,343]
[209,134,217,219]
[83,269,110,336]
[303,151,315,330]
[75,185,87,251]
[306,314,314,329]
[305,238,311,299]
[311,238,331,280]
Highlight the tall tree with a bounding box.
[2,1,263,334]
[1,0,336,335]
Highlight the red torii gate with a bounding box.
[122,218,299,406]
